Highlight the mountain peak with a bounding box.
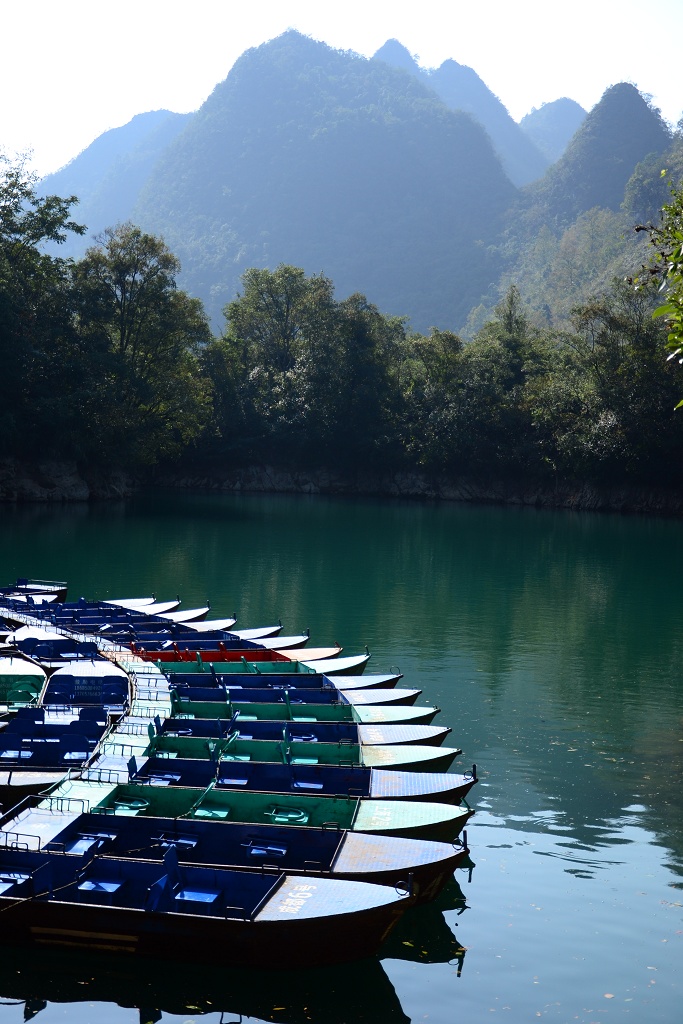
[528,82,671,221]
[372,39,420,73]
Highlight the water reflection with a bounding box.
[381,876,470,971]
[0,947,409,1024]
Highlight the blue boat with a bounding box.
[0,846,411,967]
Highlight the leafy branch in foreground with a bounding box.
[634,174,683,405]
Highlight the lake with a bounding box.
[0,490,681,1023]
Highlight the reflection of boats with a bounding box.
[381,876,470,970]
[0,944,411,1024]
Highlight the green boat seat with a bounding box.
[291,757,319,765]
[193,807,229,820]
[264,806,309,824]
[113,797,149,815]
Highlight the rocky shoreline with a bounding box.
[2,459,683,517]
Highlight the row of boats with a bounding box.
[0,578,477,968]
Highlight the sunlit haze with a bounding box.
[3,0,682,177]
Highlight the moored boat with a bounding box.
[127,753,478,804]
[72,781,471,843]
[0,846,410,967]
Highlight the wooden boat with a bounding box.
[159,670,415,702]
[184,669,404,690]
[166,691,442,727]
[0,846,410,967]
[135,646,337,664]
[130,714,450,747]
[2,790,466,905]
[151,653,372,675]
[117,733,462,772]
[81,781,471,843]
[129,753,478,804]
[103,597,158,609]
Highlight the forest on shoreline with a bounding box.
[2,156,683,507]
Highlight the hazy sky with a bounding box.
[3,0,681,177]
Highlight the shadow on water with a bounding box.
[0,947,409,1024]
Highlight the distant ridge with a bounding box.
[372,38,549,185]
[520,98,587,163]
[40,110,191,255]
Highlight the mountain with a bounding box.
[132,31,517,331]
[519,98,587,163]
[40,110,191,257]
[372,39,549,186]
[525,83,671,224]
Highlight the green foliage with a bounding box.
[74,224,213,464]
[0,154,87,457]
[201,264,406,469]
[639,177,683,406]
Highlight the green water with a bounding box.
[0,491,682,1023]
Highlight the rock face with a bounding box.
[3,458,682,517]
[0,461,134,501]
[155,465,683,517]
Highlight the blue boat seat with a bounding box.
[242,840,288,859]
[0,747,33,760]
[292,780,324,790]
[153,834,198,851]
[78,879,122,893]
[148,773,182,785]
[59,734,91,761]
[175,888,219,903]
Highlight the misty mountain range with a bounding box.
[40,31,676,332]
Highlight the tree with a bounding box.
[74,223,212,465]
[0,153,86,456]
[217,264,406,467]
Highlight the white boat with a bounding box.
[229,625,282,640]
[140,601,182,615]
[183,617,238,632]
[300,653,372,675]
[279,645,342,661]
[158,607,210,623]
[254,634,309,650]
[103,597,157,609]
